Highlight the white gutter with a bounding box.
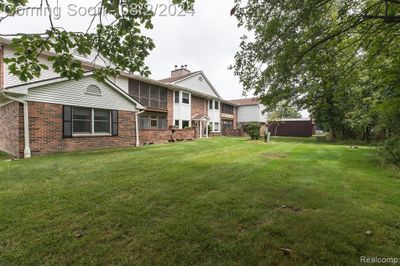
[135,109,145,147]
[1,92,31,158]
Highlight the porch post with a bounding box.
[200,121,203,138]
[23,102,31,158]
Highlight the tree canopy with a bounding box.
[0,0,194,81]
[232,0,400,142]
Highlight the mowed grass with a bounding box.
[0,137,399,265]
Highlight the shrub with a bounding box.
[383,138,400,165]
[245,123,260,140]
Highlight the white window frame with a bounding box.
[174,91,180,104]
[182,120,191,129]
[214,101,219,110]
[72,107,112,137]
[182,92,190,105]
[214,122,220,132]
[209,122,213,131]
[174,119,180,128]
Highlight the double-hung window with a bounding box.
[175,91,180,103]
[214,122,220,132]
[209,100,213,110]
[72,107,111,135]
[182,92,190,104]
[214,101,219,110]
[182,120,190,128]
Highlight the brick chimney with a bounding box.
[171,65,190,78]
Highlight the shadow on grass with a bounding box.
[271,136,384,147]
[0,151,12,160]
[270,136,318,144]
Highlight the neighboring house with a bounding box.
[228,97,267,136]
[228,97,267,125]
[0,38,243,158]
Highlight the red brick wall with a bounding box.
[140,129,197,145]
[209,132,222,137]
[27,102,137,157]
[191,96,206,138]
[0,102,21,157]
[191,95,206,116]
[174,129,197,140]
[140,130,172,145]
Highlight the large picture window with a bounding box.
[129,79,167,109]
[72,107,111,135]
[139,112,168,130]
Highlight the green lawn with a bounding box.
[1,137,399,265]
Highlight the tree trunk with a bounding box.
[331,128,337,140]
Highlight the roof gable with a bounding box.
[168,71,221,99]
[229,98,260,106]
[4,73,144,111]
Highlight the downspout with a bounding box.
[135,109,145,147]
[2,92,31,158]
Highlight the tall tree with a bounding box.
[231,0,400,140]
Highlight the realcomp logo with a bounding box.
[361,256,400,264]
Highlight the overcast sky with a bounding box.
[0,0,248,100]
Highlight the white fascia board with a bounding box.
[171,71,222,99]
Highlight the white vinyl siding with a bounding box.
[173,90,192,129]
[26,76,137,112]
[113,76,130,93]
[174,73,219,98]
[4,47,57,88]
[237,105,267,123]
[208,100,221,132]
[3,46,92,88]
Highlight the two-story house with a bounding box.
[0,38,244,158]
